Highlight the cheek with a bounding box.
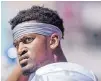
[28,39,48,63]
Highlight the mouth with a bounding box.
[19,54,38,75]
[19,54,29,67]
[20,59,28,67]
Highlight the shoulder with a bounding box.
[35,62,97,81]
[36,62,70,75]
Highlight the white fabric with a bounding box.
[29,62,97,81]
[13,22,62,41]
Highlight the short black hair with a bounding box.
[10,6,64,38]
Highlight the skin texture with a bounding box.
[14,33,56,75]
[7,21,67,81]
[7,5,66,81]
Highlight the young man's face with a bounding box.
[14,33,54,75]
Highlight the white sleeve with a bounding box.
[31,71,97,81]
[32,74,69,81]
[30,62,98,81]
[31,71,70,81]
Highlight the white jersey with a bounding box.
[28,62,97,81]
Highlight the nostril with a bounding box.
[21,50,28,56]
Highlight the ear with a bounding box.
[50,33,60,50]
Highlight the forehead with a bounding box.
[13,33,38,43]
[13,20,61,43]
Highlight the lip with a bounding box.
[19,53,29,61]
[19,54,29,67]
[20,58,28,67]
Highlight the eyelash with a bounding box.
[23,37,34,44]
[14,37,35,48]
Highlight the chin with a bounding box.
[21,63,37,75]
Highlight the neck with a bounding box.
[54,45,67,62]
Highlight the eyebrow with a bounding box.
[13,36,26,44]
[13,34,36,44]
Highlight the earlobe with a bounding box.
[50,33,59,50]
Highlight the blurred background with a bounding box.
[1,1,101,81]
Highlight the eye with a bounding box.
[23,37,34,44]
[13,42,18,48]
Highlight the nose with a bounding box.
[18,42,28,56]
